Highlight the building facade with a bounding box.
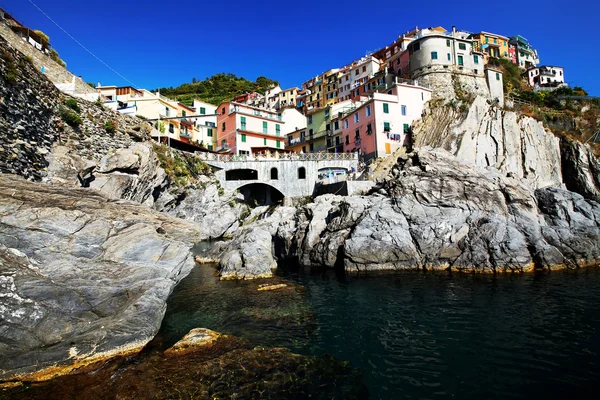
[470,31,510,60]
[510,35,539,69]
[337,83,432,160]
[526,66,565,89]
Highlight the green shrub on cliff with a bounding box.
[59,106,82,127]
[65,98,81,113]
[153,144,211,186]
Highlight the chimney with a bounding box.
[452,26,457,36]
[97,82,101,88]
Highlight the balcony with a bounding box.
[180,131,191,138]
[540,70,557,77]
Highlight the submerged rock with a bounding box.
[3,329,367,400]
[164,328,224,356]
[0,175,203,383]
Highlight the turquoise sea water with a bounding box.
[160,264,600,399]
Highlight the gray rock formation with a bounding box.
[283,148,600,272]
[560,139,600,203]
[214,206,297,279]
[413,96,563,189]
[0,175,203,383]
[156,179,250,240]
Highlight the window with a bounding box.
[263,138,267,145]
[207,128,213,137]
[308,115,313,124]
[384,122,390,132]
[298,167,306,179]
[263,121,268,133]
[241,133,246,142]
[493,38,497,44]
[200,107,206,114]
[208,144,213,151]
[271,168,278,180]
[354,112,359,123]
[182,110,186,117]
[221,139,227,148]
[276,140,281,148]
[276,124,281,135]
[383,103,389,114]
[165,106,169,117]
[309,143,314,151]
[344,119,349,129]
[431,51,438,60]
[362,66,366,72]
[446,39,451,47]
[485,37,489,43]
[169,123,174,133]
[334,121,339,130]
[403,123,409,133]
[345,135,349,145]
[240,116,246,129]
[355,69,359,75]
[222,122,226,131]
[496,72,500,81]
[401,105,407,116]
[221,107,225,115]
[458,43,466,50]
[447,53,451,61]
[474,55,479,64]
[457,55,464,66]
[366,105,371,117]
[355,128,360,139]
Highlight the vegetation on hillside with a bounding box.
[156,73,279,106]
[153,144,212,187]
[33,30,66,67]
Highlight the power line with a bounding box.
[26,0,137,87]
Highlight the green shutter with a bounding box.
[384,122,390,131]
[208,144,213,151]
[276,140,281,148]
[241,134,246,142]
[383,103,389,113]
[263,121,268,133]
[200,107,206,114]
[403,123,409,133]
[264,138,267,145]
[276,124,280,135]
[207,128,213,137]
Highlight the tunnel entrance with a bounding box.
[226,169,258,181]
[238,183,284,206]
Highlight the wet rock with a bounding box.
[164,328,223,356]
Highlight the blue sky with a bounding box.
[3,0,598,95]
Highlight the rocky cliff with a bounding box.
[411,95,600,201]
[284,148,600,273]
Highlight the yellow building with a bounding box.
[471,31,510,60]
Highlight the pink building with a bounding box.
[337,83,431,160]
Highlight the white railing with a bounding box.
[198,152,359,162]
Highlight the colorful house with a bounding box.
[337,83,431,160]
[216,102,304,155]
[470,31,510,60]
[509,35,539,69]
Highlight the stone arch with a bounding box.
[270,167,278,180]
[237,183,284,206]
[298,167,306,179]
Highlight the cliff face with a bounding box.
[413,96,563,189]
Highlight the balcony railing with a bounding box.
[198,152,359,162]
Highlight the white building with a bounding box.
[337,56,384,102]
[526,66,565,89]
[408,29,485,79]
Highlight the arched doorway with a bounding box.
[270,167,278,180]
[237,183,284,206]
[298,167,306,179]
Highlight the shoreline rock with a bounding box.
[0,175,203,383]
